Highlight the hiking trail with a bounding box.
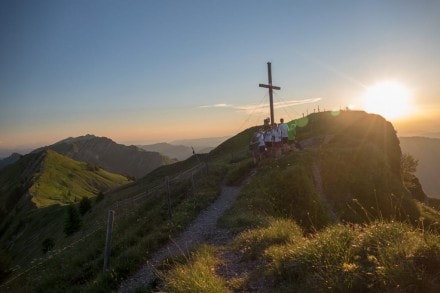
[118,185,241,292]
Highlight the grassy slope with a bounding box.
[2,111,439,292]
[0,150,132,270]
[1,152,223,291]
[29,150,131,207]
[157,111,440,292]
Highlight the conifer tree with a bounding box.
[79,196,91,215]
[64,204,81,236]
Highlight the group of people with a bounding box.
[250,118,300,163]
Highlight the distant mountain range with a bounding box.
[31,134,173,179]
[138,136,229,161]
[400,136,440,198]
[0,153,21,169]
[0,136,229,170]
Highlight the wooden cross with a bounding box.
[259,62,281,125]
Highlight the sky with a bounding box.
[1,0,439,156]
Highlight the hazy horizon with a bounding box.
[1,123,440,159]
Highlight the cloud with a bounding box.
[198,103,232,108]
[199,98,322,114]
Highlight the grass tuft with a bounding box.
[160,245,229,293]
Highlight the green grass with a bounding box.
[160,245,228,293]
[2,157,223,292]
[158,221,440,292]
[220,150,331,233]
[232,218,303,260]
[2,111,440,292]
[265,222,440,292]
[29,150,131,207]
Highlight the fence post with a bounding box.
[103,210,115,272]
[165,176,172,219]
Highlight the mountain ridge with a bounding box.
[0,149,132,268]
[32,134,173,179]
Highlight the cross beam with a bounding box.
[259,62,281,125]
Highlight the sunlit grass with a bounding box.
[265,222,440,291]
[161,245,229,293]
[29,150,131,207]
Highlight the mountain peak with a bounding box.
[54,134,99,145]
[31,134,169,178]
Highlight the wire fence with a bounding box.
[1,161,209,288]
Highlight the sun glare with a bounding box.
[362,80,412,120]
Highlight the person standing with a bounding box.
[257,128,266,161]
[264,125,274,156]
[287,121,299,151]
[272,123,282,158]
[279,118,289,153]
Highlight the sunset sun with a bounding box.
[362,80,412,120]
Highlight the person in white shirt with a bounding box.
[257,128,266,162]
[264,125,274,153]
[272,123,282,158]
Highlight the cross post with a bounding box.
[259,62,281,125]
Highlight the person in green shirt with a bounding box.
[287,121,302,150]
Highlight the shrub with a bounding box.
[42,237,55,254]
[78,196,91,215]
[64,204,82,236]
[0,250,12,282]
[96,191,105,203]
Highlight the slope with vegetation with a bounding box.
[0,150,132,278]
[1,111,439,292]
[155,111,440,292]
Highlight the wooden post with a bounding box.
[103,210,115,272]
[165,176,172,219]
[259,62,281,125]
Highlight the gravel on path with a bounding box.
[118,185,241,292]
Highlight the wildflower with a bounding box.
[342,262,358,272]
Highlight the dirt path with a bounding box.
[118,185,241,292]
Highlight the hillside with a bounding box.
[0,153,21,170]
[33,134,173,178]
[138,139,224,161]
[1,111,439,292]
[138,143,195,161]
[0,150,132,269]
[400,136,440,198]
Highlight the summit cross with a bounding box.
[259,62,281,125]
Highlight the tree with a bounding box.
[96,191,105,203]
[0,250,11,282]
[41,238,55,254]
[401,153,418,189]
[64,204,81,236]
[79,196,91,215]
